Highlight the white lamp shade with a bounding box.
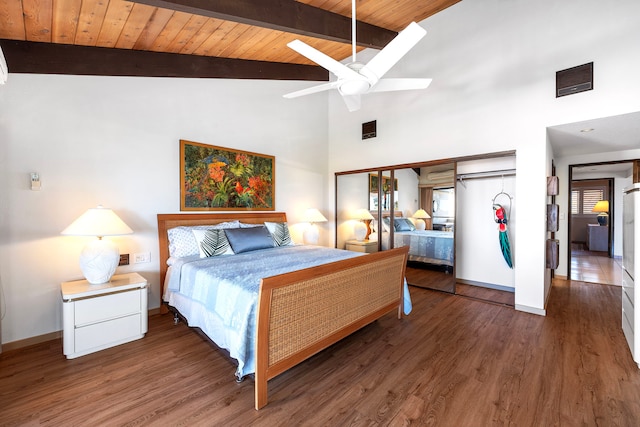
[62,206,133,284]
[413,209,431,219]
[304,208,328,223]
[62,206,133,237]
[353,208,374,221]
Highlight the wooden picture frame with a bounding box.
[368,173,398,210]
[180,139,275,211]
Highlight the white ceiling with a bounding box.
[547,111,640,158]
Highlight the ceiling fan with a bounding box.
[283,1,432,112]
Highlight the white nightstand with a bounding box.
[61,272,148,359]
[345,239,378,253]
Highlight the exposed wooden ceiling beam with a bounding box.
[134,0,397,49]
[0,40,329,81]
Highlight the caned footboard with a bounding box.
[254,246,409,409]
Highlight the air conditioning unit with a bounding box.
[0,46,7,84]
[426,170,454,182]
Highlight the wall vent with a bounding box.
[556,62,593,97]
[362,120,377,140]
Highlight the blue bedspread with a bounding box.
[165,245,411,378]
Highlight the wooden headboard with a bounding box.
[157,212,287,308]
[370,210,404,220]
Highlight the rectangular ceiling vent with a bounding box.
[556,62,593,97]
[362,120,377,140]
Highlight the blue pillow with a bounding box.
[394,218,415,231]
[224,226,275,253]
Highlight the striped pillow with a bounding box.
[264,222,293,246]
[192,229,234,257]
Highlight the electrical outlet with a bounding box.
[119,254,130,266]
[133,252,151,264]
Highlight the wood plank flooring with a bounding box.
[406,264,514,306]
[2,278,640,426]
[571,243,623,285]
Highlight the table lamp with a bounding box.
[592,200,609,226]
[413,209,431,230]
[303,208,328,245]
[61,205,133,284]
[353,208,374,241]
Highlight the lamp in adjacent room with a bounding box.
[61,205,133,284]
[303,208,328,245]
[592,200,609,226]
[412,208,431,230]
[353,208,374,241]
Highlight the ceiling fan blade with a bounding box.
[370,78,433,93]
[362,22,427,81]
[342,94,361,112]
[287,40,363,81]
[283,81,340,98]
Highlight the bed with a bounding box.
[157,212,410,410]
[371,214,454,267]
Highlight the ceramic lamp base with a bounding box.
[354,222,367,241]
[79,238,120,284]
[303,224,320,245]
[597,213,608,226]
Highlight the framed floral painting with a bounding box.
[180,140,275,211]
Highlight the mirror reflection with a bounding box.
[336,164,456,294]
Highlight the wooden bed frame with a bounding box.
[157,212,409,410]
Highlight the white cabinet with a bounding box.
[623,184,639,368]
[62,272,148,359]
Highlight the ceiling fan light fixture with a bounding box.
[339,80,371,96]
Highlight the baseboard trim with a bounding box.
[457,278,514,293]
[2,308,163,352]
[515,304,546,316]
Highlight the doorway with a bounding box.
[568,162,633,285]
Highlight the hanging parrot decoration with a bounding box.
[493,204,513,268]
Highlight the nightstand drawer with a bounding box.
[74,313,143,354]
[75,290,141,326]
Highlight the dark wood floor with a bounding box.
[406,265,515,306]
[2,279,640,426]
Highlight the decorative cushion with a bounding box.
[224,226,275,254]
[167,221,240,258]
[192,229,234,258]
[394,218,416,231]
[264,222,293,246]
[382,217,391,232]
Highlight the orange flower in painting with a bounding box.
[235,181,244,194]
[208,161,226,182]
[236,153,250,168]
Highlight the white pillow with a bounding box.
[167,220,240,257]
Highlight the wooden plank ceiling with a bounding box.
[0,0,461,80]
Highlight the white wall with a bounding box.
[456,158,516,289]
[0,74,328,345]
[327,0,640,314]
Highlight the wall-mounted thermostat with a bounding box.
[31,172,41,191]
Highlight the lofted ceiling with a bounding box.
[0,0,462,80]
